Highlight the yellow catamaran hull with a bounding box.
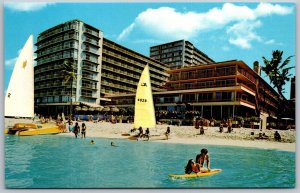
[5,123,64,136]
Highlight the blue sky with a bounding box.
[4,2,296,99]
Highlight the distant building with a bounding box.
[290,76,295,100]
[150,40,214,69]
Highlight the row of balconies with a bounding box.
[83,38,100,47]
[103,41,169,72]
[82,74,98,81]
[101,81,135,93]
[37,44,78,58]
[83,28,99,38]
[82,48,100,56]
[34,82,76,89]
[38,24,78,42]
[81,83,97,90]
[34,73,64,82]
[37,35,78,51]
[101,64,164,87]
[34,64,64,74]
[102,55,168,82]
[37,54,76,66]
[101,73,137,87]
[82,64,98,73]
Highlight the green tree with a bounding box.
[61,59,77,117]
[261,50,294,101]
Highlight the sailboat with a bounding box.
[4,35,64,136]
[133,64,156,129]
[5,35,34,118]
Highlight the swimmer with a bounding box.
[111,141,118,147]
[90,140,95,144]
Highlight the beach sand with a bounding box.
[4,118,296,152]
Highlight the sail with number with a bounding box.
[133,64,156,129]
[5,35,34,118]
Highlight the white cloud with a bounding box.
[117,23,135,41]
[5,57,17,67]
[265,39,275,45]
[118,3,293,49]
[227,20,262,49]
[5,2,54,12]
[254,3,294,17]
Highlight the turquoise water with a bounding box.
[5,135,295,188]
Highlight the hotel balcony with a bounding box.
[82,48,100,56]
[36,54,76,66]
[37,24,79,42]
[37,44,78,58]
[82,74,98,82]
[83,28,100,39]
[36,35,79,51]
[81,84,98,90]
[83,38,100,47]
[82,64,98,73]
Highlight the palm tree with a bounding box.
[61,59,77,118]
[261,50,294,101]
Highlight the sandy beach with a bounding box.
[5,118,296,152]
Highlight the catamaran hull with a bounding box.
[5,123,64,136]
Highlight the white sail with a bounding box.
[134,64,156,129]
[5,35,34,118]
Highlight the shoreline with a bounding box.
[58,122,296,152]
[5,118,296,152]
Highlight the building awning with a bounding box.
[80,102,103,108]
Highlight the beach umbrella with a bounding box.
[74,106,82,111]
[111,107,119,112]
[102,106,110,112]
[81,106,88,111]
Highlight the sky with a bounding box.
[3,1,296,99]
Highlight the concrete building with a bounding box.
[150,40,215,69]
[34,20,169,116]
[107,60,281,128]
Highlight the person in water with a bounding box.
[111,141,118,147]
[195,148,210,172]
[185,159,200,174]
[90,140,95,144]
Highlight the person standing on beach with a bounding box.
[81,122,86,138]
[165,127,171,140]
[73,122,79,138]
[195,148,210,172]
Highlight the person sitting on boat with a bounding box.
[165,127,171,140]
[195,148,210,172]
[185,159,200,174]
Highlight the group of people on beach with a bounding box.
[185,148,210,175]
[68,120,87,138]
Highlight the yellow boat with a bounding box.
[169,169,222,178]
[5,123,64,136]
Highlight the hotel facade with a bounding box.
[34,19,282,128]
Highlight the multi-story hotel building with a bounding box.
[150,40,215,69]
[34,20,169,115]
[107,60,281,127]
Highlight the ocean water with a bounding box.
[5,134,295,188]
